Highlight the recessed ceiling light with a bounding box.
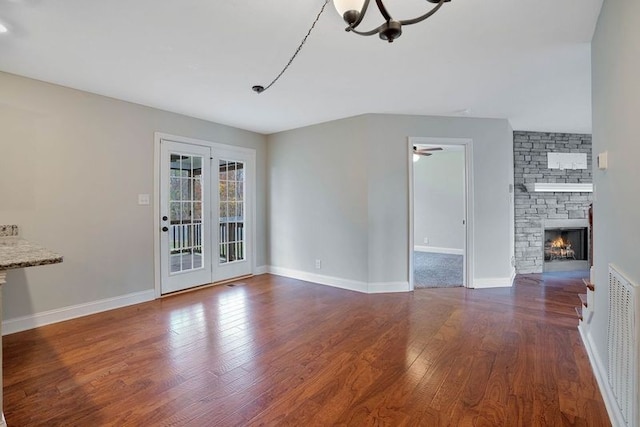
[0,24,8,34]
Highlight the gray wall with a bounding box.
[413,150,465,251]
[268,113,515,287]
[364,115,514,285]
[266,116,369,283]
[513,131,593,273]
[590,0,640,400]
[0,71,267,320]
[0,71,516,321]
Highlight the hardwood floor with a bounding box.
[3,273,610,426]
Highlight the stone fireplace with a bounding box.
[513,131,593,274]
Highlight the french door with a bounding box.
[159,138,254,294]
[213,148,253,282]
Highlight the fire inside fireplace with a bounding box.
[544,228,588,262]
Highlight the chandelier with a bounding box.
[252,0,451,93]
[334,0,451,43]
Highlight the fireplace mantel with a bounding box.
[526,183,593,193]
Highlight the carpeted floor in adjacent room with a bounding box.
[414,251,463,288]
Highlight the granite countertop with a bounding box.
[0,226,63,270]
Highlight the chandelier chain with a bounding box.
[253,0,330,93]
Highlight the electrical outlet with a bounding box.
[423,237,429,244]
[315,259,322,269]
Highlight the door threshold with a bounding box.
[160,274,254,298]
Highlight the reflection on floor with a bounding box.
[414,251,463,288]
[542,269,590,280]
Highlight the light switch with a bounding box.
[597,151,608,170]
[138,194,151,205]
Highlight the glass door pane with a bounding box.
[218,160,245,264]
[169,154,204,273]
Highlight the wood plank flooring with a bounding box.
[3,273,610,426]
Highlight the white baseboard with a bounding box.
[254,265,268,275]
[414,245,464,255]
[2,289,156,336]
[472,269,515,289]
[368,281,410,293]
[578,325,619,427]
[268,266,368,293]
[267,266,410,294]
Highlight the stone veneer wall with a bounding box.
[514,131,592,274]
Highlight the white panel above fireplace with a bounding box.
[527,183,593,192]
[547,152,588,169]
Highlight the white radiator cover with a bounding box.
[608,264,639,426]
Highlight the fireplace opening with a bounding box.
[543,226,589,272]
[544,228,587,261]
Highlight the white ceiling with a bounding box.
[0,0,603,135]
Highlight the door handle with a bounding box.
[162,226,169,232]
[162,216,168,221]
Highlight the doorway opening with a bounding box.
[408,137,473,289]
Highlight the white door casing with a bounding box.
[408,137,474,290]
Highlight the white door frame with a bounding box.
[154,132,257,298]
[408,137,474,290]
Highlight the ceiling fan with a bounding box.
[413,146,443,157]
